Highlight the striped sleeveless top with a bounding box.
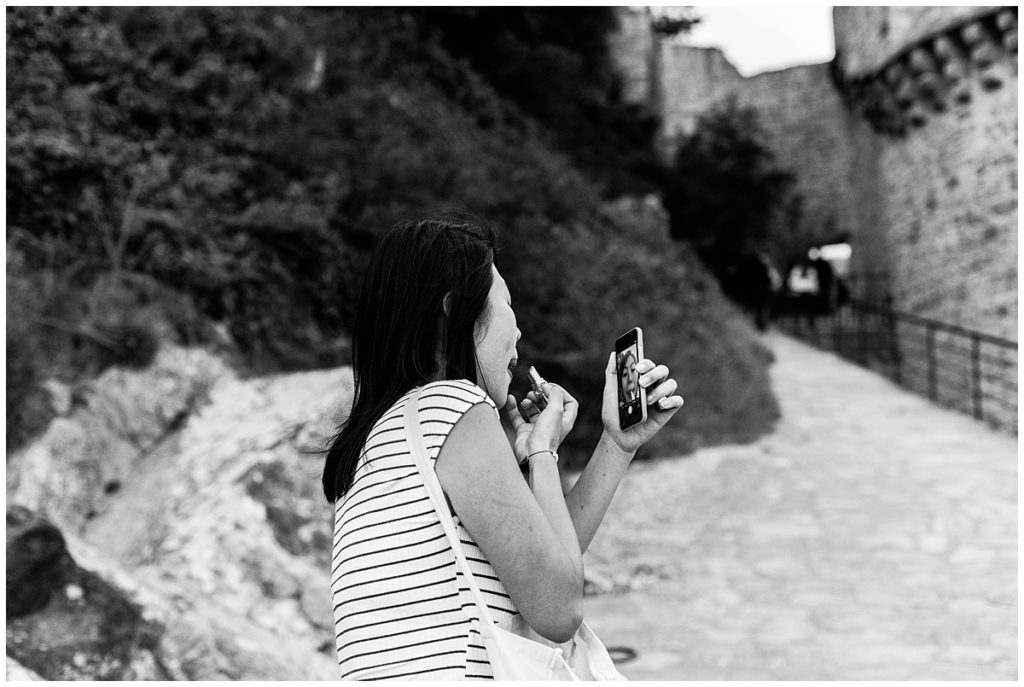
[331,380,518,680]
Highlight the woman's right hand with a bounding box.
[502,383,574,463]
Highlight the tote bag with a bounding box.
[403,392,626,681]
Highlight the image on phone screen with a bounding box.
[616,327,646,430]
[617,345,640,407]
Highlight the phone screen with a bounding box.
[615,328,646,430]
[617,345,640,405]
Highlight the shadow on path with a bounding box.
[583,332,1017,680]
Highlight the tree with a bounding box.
[661,96,793,270]
[652,7,701,38]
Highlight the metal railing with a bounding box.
[777,300,1018,433]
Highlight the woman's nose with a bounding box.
[515,328,522,343]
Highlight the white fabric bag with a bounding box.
[403,392,626,681]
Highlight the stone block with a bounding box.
[915,72,943,100]
[885,62,907,86]
[942,59,968,82]
[933,36,962,62]
[908,47,938,74]
[1003,28,1017,53]
[894,79,917,109]
[995,9,1017,32]
[970,42,998,68]
[961,21,987,46]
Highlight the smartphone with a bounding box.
[527,366,548,410]
[615,327,647,431]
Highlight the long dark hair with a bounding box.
[323,216,498,502]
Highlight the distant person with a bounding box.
[786,256,820,329]
[323,216,684,679]
[808,246,835,315]
[720,250,778,332]
[746,251,779,332]
[835,274,851,308]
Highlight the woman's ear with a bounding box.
[442,292,452,318]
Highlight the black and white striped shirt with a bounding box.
[332,380,517,680]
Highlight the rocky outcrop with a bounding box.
[6,506,167,680]
[834,7,1018,135]
[6,344,353,680]
[7,346,228,536]
[6,656,44,680]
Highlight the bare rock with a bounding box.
[40,379,73,417]
[8,347,356,679]
[6,656,44,680]
[6,506,74,618]
[6,506,168,680]
[6,346,227,535]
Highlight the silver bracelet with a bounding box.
[526,449,558,464]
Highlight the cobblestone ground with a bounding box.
[582,332,1017,680]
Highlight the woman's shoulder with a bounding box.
[417,379,499,414]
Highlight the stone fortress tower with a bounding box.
[612,6,1017,342]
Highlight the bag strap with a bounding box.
[402,389,501,640]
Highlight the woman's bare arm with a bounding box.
[435,403,583,643]
[564,432,635,552]
[566,354,684,552]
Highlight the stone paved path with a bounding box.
[581,332,1017,680]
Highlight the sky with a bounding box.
[682,6,835,77]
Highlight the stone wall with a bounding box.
[656,42,744,156]
[878,63,1017,339]
[832,6,1018,339]
[606,6,1018,340]
[608,6,656,106]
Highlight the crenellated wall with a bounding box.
[608,6,1018,340]
[832,7,1018,339]
[833,6,1005,77]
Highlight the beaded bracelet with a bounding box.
[526,449,558,464]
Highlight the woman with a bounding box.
[324,216,683,680]
[618,348,639,402]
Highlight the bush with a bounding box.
[661,96,794,270]
[411,7,663,196]
[6,332,54,450]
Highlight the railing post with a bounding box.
[858,308,868,365]
[927,324,937,401]
[889,310,901,384]
[971,334,983,420]
[836,304,844,357]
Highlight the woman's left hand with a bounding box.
[601,352,684,454]
[502,382,578,463]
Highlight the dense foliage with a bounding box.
[7,7,778,460]
[412,8,663,196]
[8,8,356,373]
[661,96,794,273]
